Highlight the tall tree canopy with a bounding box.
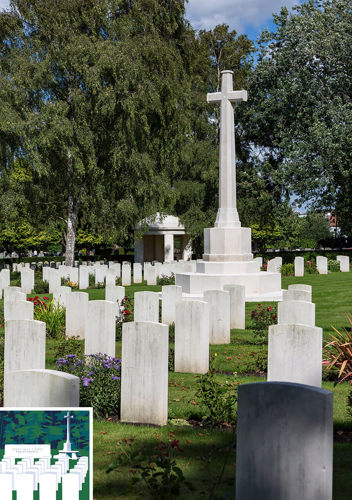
[0,0,193,263]
[247,0,352,236]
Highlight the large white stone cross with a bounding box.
[207,70,247,228]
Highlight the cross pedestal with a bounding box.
[175,70,282,301]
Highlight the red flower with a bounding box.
[0,325,4,328]
[27,297,33,302]
[43,297,49,300]
[125,310,131,316]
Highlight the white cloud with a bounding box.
[186,0,300,33]
[0,0,10,9]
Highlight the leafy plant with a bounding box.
[54,336,83,360]
[115,296,133,341]
[328,259,340,272]
[30,296,66,338]
[107,439,192,498]
[34,272,49,294]
[305,260,318,274]
[57,353,121,418]
[250,303,277,339]
[88,274,105,289]
[62,279,79,289]
[323,313,352,384]
[157,273,175,286]
[194,354,238,428]
[281,263,294,276]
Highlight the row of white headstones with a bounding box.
[266,254,350,274]
[1,266,335,498]
[0,455,88,499]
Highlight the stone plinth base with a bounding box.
[196,260,260,274]
[176,270,282,302]
[203,226,253,262]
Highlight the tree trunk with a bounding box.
[65,195,78,267]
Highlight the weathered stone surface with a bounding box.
[282,289,311,302]
[337,255,349,272]
[53,286,71,307]
[66,292,89,339]
[79,266,89,289]
[20,268,34,294]
[268,324,322,386]
[4,300,33,322]
[175,300,209,374]
[5,369,79,407]
[294,256,304,277]
[134,292,159,323]
[317,256,328,274]
[133,263,143,284]
[84,300,116,357]
[278,300,315,326]
[235,382,333,500]
[161,285,182,325]
[121,264,131,286]
[121,321,168,426]
[203,290,230,344]
[223,284,245,329]
[288,284,312,302]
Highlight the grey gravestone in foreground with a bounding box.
[236,382,333,500]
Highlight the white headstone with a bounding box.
[203,290,230,344]
[62,473,80,500]
[174,300,209,374]
[161,285,182,325]
[66,292,88,339]
[84,300,116,357]
[5,369,80,407]
[316,256,328,274]
[121,264,131,286]
[288,284,312,302]
[282,289,311,302]
[53,286,71,307]
[20,269,34,294]
[94,266,106,285]
[223,284,245,329]
[294,256,304,277]
[105,269,117,286]
[4,300,33,322]
[235,382,333,500]
[78,266,89,289]
[134,292,159,323]
[337,255,349,272]
[278,300,315,327]
[121,321,168,426]
[268,324,322,387]
[133,263,142,284]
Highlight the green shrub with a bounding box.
[281,263,294,276]
[34,277,49,294]
[115,295,133,340]
[10,271,21,287]
[305,260,318,274]
[88,274,105,289]
[57,353,121,418]
[54,336,83,360]
[328,259,340,272]
[194,355,238,428]
[250,303,277,339]
[31,297,66,338]
[157,273,175,286]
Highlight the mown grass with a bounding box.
[2,272,352,498]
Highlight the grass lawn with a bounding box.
[2,272,352,498]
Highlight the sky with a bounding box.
[0,0,301,41]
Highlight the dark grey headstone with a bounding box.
[236,382,333,500]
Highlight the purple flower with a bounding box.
[111,375,120,381]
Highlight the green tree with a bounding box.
[0,0,193,262]
[248,0,352,236]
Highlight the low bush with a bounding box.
[194,355,238,428]
[305,260,318,274]
[57,353,121,418]
[54,336,83,360]
[328,259,340,272]
[281,263,294,276]
[157,273,175,286]
[30,296,66,338]
[250,303,277,339]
